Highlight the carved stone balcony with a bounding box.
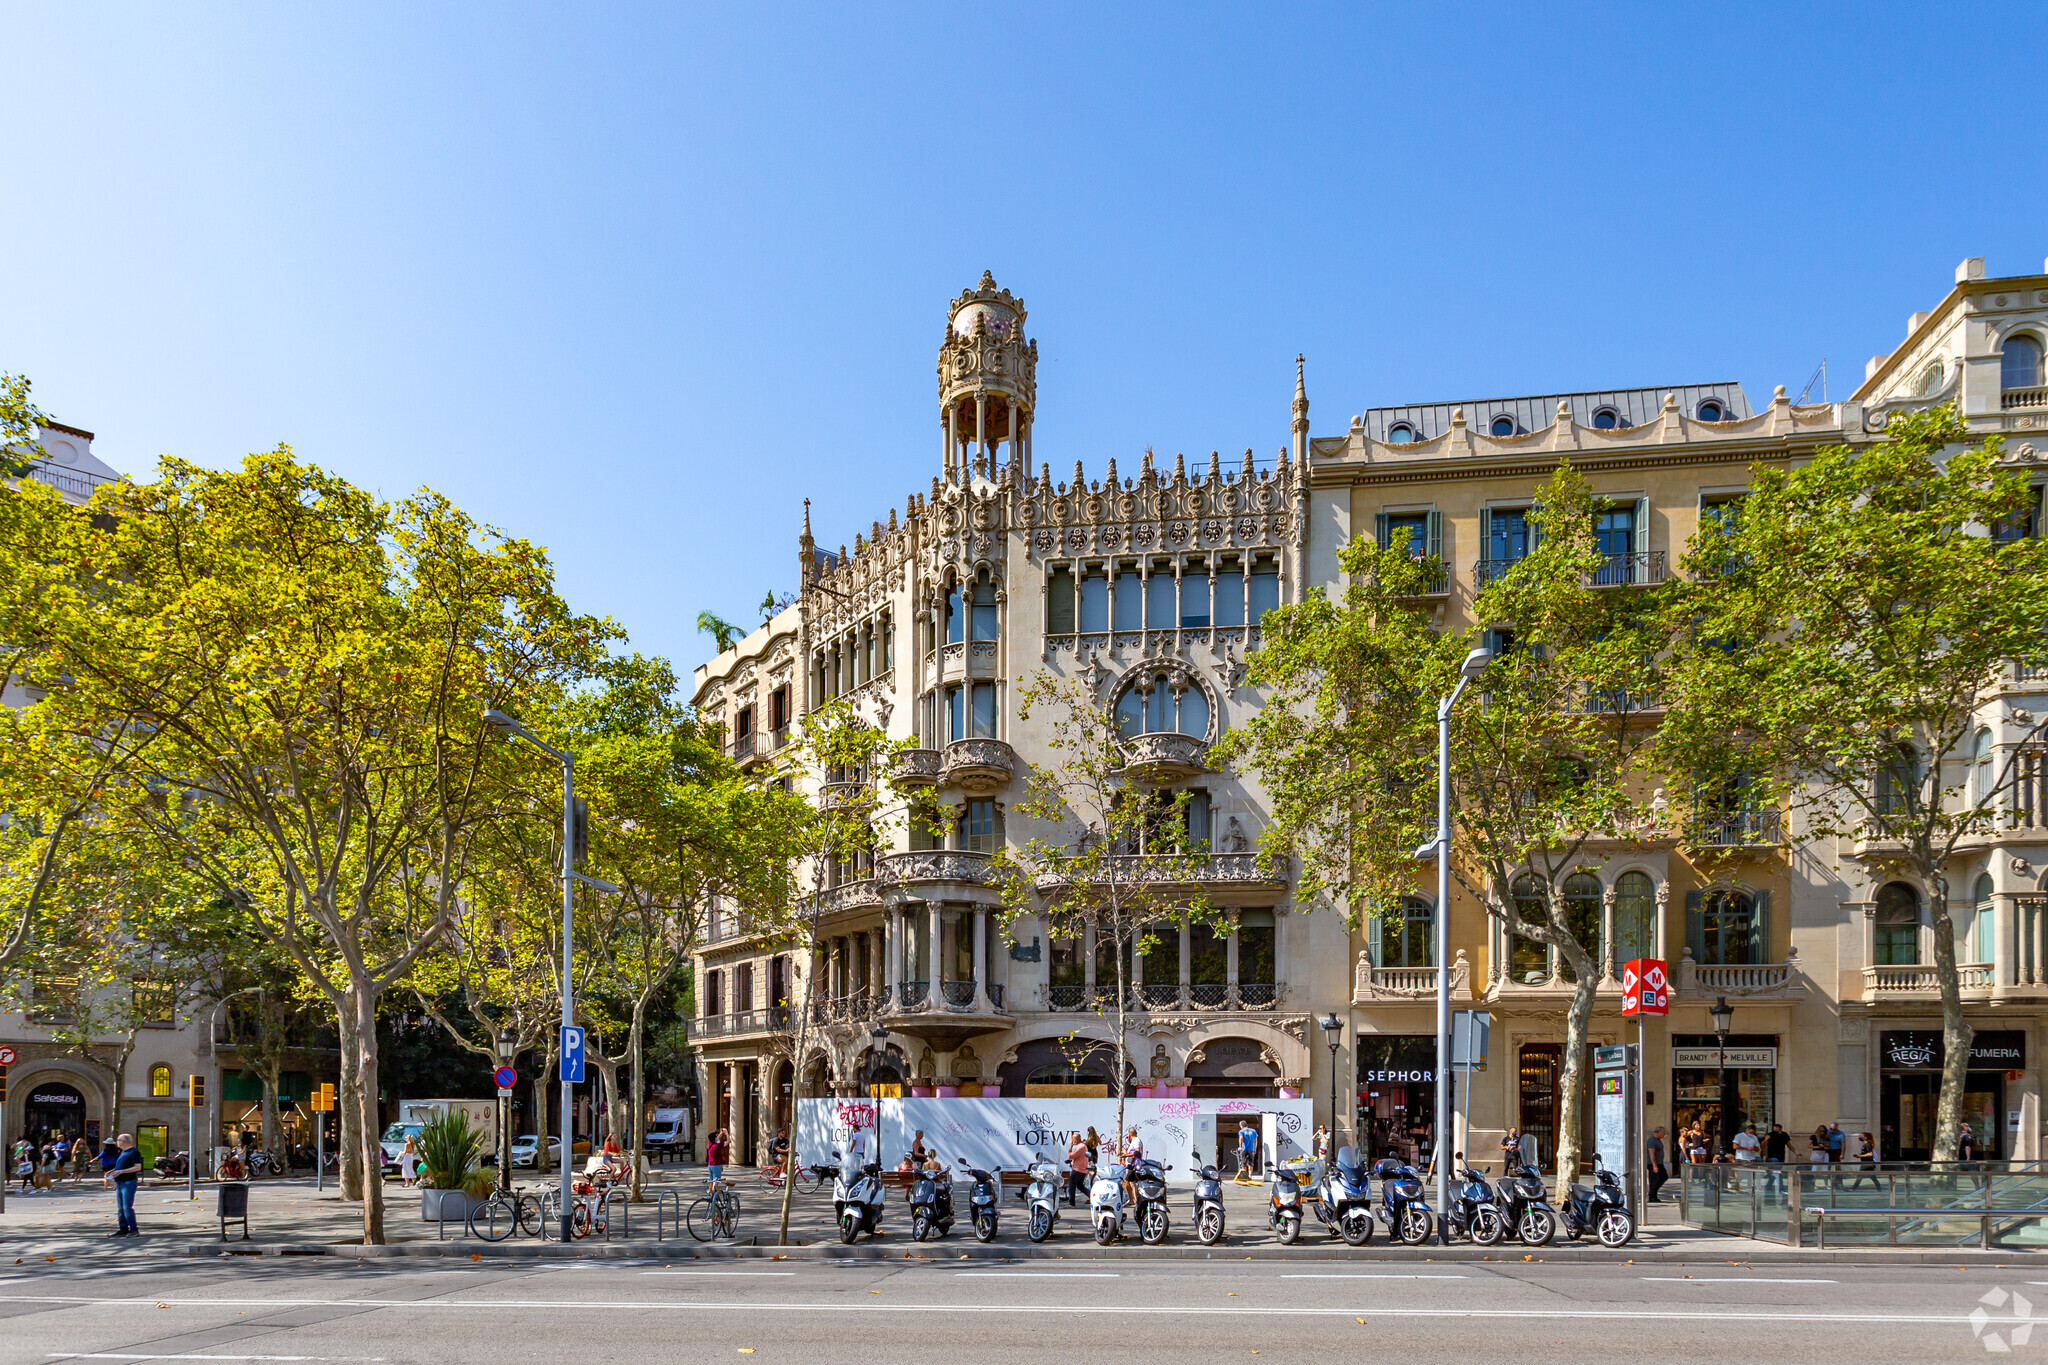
[1042,852,1286,891]
[1678,946,1808,1000]
[888,747,943,788]
[1120,731,1210,782]
[942,737,1016,793]
[1352,949,1472,1003]
[1689,809,1783,848]
[819,781,865,810]
[815,877,881,915]
[1861,959,1996,1004]
[691,1006,791,1043]
[878,975,1010,1050]
[874,848,995,888]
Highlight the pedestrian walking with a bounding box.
[1065,1130,1089,1206]
[399,1134,421,1187]
[1825,1122,1846,1164]
[1645,1127,1669,1203]
[1234,1121,1258,1184]
[1731,1123,1761,1164]
[14,1141,33,1193]
[1851,1131,1879,1189]
[72,1135,93,1182]
[103,1133,142,1237]
[1084,1126,1101,1183]
[1764,1122,1790,1195]
[706,1127,728,1185]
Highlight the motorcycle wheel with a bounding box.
[975,1210,997,1243]
[1277,1213,1301,1245]
[1396,1206,1432,1245]
[1518,1207,1555,1247]
[1340,1211,1373,1247]
[1093,1219,1116,1246]
[840,1212,860,1245]
[1197,1206,1224,1246]
[1596,1209,1635,1248]
[1140,1205,1169,1246]
[1470,1205,1506,1246]
[1028,1206,1053,1243]
[912,1212,931,1242]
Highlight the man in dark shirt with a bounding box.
[1645,1127,1669,1203]
[1764,1123,1792,1196]
[103,1133,142,1237]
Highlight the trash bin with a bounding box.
[217,1181,250,1241]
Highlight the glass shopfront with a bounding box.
[1878,1030,2024,1160]
[1356,1036,1436,1167]
[1670,1034,1778,1155]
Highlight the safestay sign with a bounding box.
[1621,958,1669,1016]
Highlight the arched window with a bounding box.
[1114,671,1210,741]
[1557,874,1604,980]
[945,576,966,645]
[2003,334,2044,391]
[1387,422,1417,443]
[1592,408,1620,430]
[1510,875,1549,984]
[1689,887,1763,965]
[148,1065,172,1099]
[1874,742,1919,818]
[1874,881,1920,966]
[1974,873,1997,965]
[1490,415,1517,437]
[1376,895,1434,969]
[1697,399,1725,422]
[1916,357,1946,397]
[1613,870,1657,966]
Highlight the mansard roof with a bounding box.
[1357,383,1752,444]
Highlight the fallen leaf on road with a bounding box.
[155,1303,169,1309]
[471,1254,482,1261]
[739,1350,754,1355]
[1356,1318,1365,1325]
[1227,1292,1238,1297]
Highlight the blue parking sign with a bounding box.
[560,1026,586,1084]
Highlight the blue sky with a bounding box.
[6,4,2044,674]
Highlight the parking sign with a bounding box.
[560,1026,586,1083]
[1621,958,1669,1016]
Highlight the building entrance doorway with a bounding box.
[1517,1044,1561,1172]
[23,1080,87,1143]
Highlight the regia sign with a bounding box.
[1880,1030,2026,1071]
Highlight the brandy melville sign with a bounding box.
[1672,1047,1777,1070]
[1880,1030,2026,1071]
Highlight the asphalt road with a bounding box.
[0,1255,2038,1363]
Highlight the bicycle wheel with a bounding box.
[794,1165,824,1195]
[571,1201,593,1239]
[516,1194,545,1237]
[687,1196,718,1242]
[713,1196,738,1241]
[468,1197,516,1242]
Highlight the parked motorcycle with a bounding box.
[1022,1153,1063,1243]
[1492,1159,1557,1246]
[1371,1157,1434,1245]
[1089,1160,1127,1245]
[1189,1149,1227,1246]
[1309,1145,1374,1246]
[1559,1154,1634,1247]
[909,1163,955,1241]
[154,1151,190,1178]
[1129,1157,1171,1246]
[831,1148,887,1244]
[1438,1154,1506,1245]
[957,1158,1001,1242]
[1268,1157,1311,1244]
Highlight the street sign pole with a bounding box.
[1,1056,11,1216]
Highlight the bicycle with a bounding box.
[688,1177,741,1241]
[792,1160,831,1196]
[539,1187,604,1240]
[467,1184,545,1241]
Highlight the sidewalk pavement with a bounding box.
[0,1164,2029,1266]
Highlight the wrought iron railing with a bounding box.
[1187,983,1231,1009]
[1237,982,1278,1008]
[895,980,928,1009]
[1590,550,1666,587]
[1140,984,1184,1009]
[1690,809,1783,847]
[1046,984,1086,1011]
[939,980,979,1010]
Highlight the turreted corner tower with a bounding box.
[937,271,1037,485]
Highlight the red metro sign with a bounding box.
[1621,958,1669,1016]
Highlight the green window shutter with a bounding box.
[1374,511,1389,549]
[1529,498,1543,550]
[1478,508,1492,562]
[1367,916,1383,965]
[1685,890,1706,964]
[1427,509,1444,560]
[1748,889,1772,965]
[1634,496,1651,582]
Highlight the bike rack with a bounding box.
[654,1189,683,1241]
[596,1187,629,1240]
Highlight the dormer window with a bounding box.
[1696,399,1725,422]
[2004,334,2044,391]
[1490,415,1516,437]
[1387,422,1417,443]
[1592,408,1621,429]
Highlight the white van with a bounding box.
[380,1099,499,1175]
[644,1107,694,1161]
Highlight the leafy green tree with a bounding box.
[1219,461,1664,1187]
[0,449,613,1242]
[990,672,1223,1155]
[1657,406,2048,1161]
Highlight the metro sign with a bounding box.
[1621,958,1669,1016]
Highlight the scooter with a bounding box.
[909,1164,955,1241]
[1559,1154,1634,1247]
[1268,1157,1311,1244]
[1129,1157,1172,1246]
[1309,1146,1374,1246]
[1189,1149,1227,1246]
[957,1157,1000,1242]
[1438,1154,1506,1245]
[1022,1153,1063,1243]
[1371,1157,1434,1245]
[154,1150,190,1178]
[831,1149,887,1244]
[1492,1159,1557,1246]
[1089,1160,1128,1245]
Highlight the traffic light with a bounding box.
[571,797,590,866]
[189,1074,206,1108]
[0,1068,8,1103]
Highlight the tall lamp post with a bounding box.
[482,708,617,1241]
[494,1028,516,1190]
[867,1024,889,1162]
[1709,995,1734,1157]
[1418,646,1492,1245]
[1318,1012,1343,1153]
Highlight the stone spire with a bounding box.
[1291,354,1310,466]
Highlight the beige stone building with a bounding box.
[691,260,2048,1169]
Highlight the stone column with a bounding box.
[975,392,988,465]
[1179,923,1193,1004]
[1083,924,1097,995]
[1225,913,1240,1005]
[929,902,944,1002]
[973,910,990,1010]
[1601,882,1618,981]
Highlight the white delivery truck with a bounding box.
[380,1098,499,1176]
[644,1107,694,1162]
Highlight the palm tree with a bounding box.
[697,611,740,652]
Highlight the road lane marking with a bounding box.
[641,1271,797,1277]
[1641,1277,1838,1284]
[954,1272,1119,1278]
[1281,1274,1467,1280]
[0,1296,1986,1325]
[50,1357,386,1362]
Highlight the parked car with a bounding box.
[509,1134,562,1169]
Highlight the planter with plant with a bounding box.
[416,1110,493,1222]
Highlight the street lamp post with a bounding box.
[482,708,617,1242]
[1318,1012,1342,1153]
[495,1029,516,1191]
[1419,646,1491,1245]
[1709,995,1734,1157]
[868,1024,889,1161]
